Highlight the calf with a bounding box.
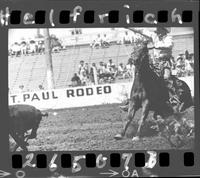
[9,104,48,151]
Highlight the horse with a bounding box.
[115,43,181,141]
[9,104,48,151]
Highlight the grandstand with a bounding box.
[9,27,194,93]
[9,44,133,93]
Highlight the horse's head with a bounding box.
[131,42,149,70]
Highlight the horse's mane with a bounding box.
[133,43,170,103]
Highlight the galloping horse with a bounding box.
[115,43,178,141]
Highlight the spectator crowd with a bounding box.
[9,35,63,57]
[9,28,194,92]
[9,49,194,93]
[70,49,194,87]
[90,31,141,49]
[70,58,136,87]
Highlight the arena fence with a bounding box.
[9,76,194,110]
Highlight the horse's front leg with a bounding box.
[114,101,138,140]
[132,100,150,141]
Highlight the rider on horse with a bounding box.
[120,27,191,113]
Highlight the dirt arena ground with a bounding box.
[10,103,192,151]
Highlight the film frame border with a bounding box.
[0,0,199,177]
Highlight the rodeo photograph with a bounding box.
[8,27,195,152]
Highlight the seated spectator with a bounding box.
[85,76,92,86]
[123,31,132,45]
[12,42,21,57]
[106,60,117,78]
[116,63,126,78]
[176,55,185,77]
[92,34,102,49]
[102,34,110,47]
[29,41,36,54]
[98,61,106,75]
[80,71,88,86]
[170,56,176,70]
[17,85,25,93]
[71,73,81,87]
[21,42,27,55]
[103,64,111,74]
[107,59,115,71]
[118,63,125,73]
[98,63,115,84]
[185,57,194,76]
[38,85,44,90]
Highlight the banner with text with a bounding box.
[9,83,132,110]
[9,76,194,110]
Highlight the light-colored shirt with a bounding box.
[149,33,173,58]
[124,34,132,42]
[118,65,124,72]
[102,35,108,42]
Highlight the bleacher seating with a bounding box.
[9,44,133,93]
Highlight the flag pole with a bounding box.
[44,29,55,89]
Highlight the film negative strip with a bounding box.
[0,0,199,177]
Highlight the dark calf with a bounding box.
[9,104,48,151]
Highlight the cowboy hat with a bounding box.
[155,27,170,34]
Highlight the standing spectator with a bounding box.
[185,50,189,60]
[90,63,98,85]
[84,63,90,76]
[125,58,135,79]
[185,56,193,76]
[78,60,85,75]
[71,73,81,87]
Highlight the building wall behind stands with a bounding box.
[170,27,194,58]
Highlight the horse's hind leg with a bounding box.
[114,101,137,140]
[133,100,149,141]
